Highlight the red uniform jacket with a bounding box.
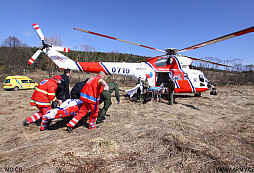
[80,75,104,104]
[30,78,58,107]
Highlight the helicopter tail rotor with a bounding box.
[29,23,71,66]
[32,23,45,43]
[28,50,43,65]
[52,46,70,53]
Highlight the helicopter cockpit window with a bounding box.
[199,75,204,82]
[155,59,167,67]
[173,74,182,81]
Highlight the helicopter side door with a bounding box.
[156,72,170,86]
[155,71,194,93]
[173,73,194,93]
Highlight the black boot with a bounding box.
[96,117,104,124]
[96,112,104,124]
[66,126,73,133]
[22,120,29,126]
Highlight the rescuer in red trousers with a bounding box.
[22,75,62,129]
[66,71,109,132]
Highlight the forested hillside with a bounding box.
[0,36,253,86]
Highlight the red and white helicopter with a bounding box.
[29,23,254,95]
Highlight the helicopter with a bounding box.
[29,23,254,95]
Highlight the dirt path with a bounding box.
[0,86,253,172]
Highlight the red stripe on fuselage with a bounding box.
[195,88,208,92]
[174,80,193,93]
[78,62,106,74]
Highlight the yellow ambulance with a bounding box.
[3,76,38,91]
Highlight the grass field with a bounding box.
[0,84,253,172]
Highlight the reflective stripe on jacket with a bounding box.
[30,78,58,106]
[80,75,104,104]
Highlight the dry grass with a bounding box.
[0,82,253,172]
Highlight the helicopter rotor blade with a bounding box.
[74,28,167,54]
[32,23,45,42]
[52,46,70,53]
[28,50,42,65]
[179,26,254,53]
[178,54,233,68]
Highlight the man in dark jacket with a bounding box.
[70,78,89,99]
[142,77,150,104]
[97,80,120,123]
[51,69,71,108]
[60,69,71,100]
[166,77,175,105]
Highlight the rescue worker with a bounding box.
[70,78,89,99]
[96,80,120,124]
[166,77,175,105]
[136,77,142,100]
[40,99,83,131]
[66,71,109,132]
[142,77,150,103]
[22,75,62,128]
[51,83,64,108]
[52,69,71,108]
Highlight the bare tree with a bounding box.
[44,35,63,47]
[1,36,31,75]
[72,45,83,82]
[231,59,243,72]
[223,60,233,72]
[70,44,96,82]
[81,44,96,62]
[244,65,254,71]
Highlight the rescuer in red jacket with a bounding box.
[22,75,62,128]
[66,71,109,132]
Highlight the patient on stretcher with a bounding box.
[40,99,83,130]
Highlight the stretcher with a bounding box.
[148,87,164,103]
[44,99,83,119]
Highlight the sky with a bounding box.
[0,0,253,65]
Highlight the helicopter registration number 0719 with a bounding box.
[112,67,130,74]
